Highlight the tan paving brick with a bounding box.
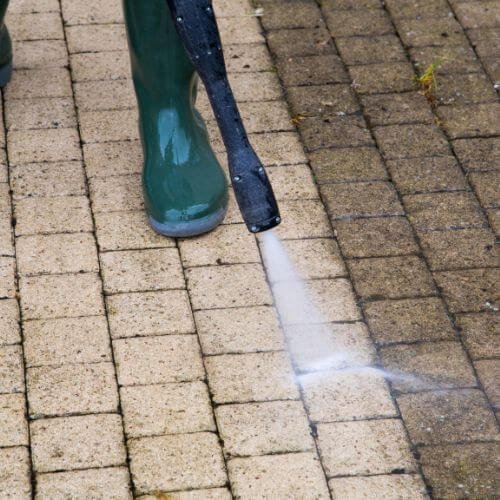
[9,0,59,13]
[0,183,13,256]
[186,263,272,310]
[385,0,450,19]
[329,475,427,499]
[107,290,194,338]
[350,62,417,94]
[228,453,330,499]
[454,1,499,29]
[219,16,263,44]
[0,447,31,498]
[23,316,111,367]
[251,131,308,166]
[474,359,499,408]
[398,389,497,445]
[16,233,98,275]
[13,39,67,68]
[205,352,299,404]
[234,100,293,134]
[74,79,136,111]
[79,109,138,143]
[0,344,24,393]
[140,489,231,500]
[6,97,76,131]
[121,381,215,438]
[94,210,174,251]
[195,305,284,355]
[469,171,500,208]
[70,50,130,82]
[114,335,204,386]
[10,161,86,199]
[301,370,396,422]
[60,0,122,25]
[31,414,126,472]
[19,273,104,320]
[89,174,142,213]
[410,44,481,75]
[438,103,500,139]
[179,224,260,267]
[325,9,393,36]
[5,68,72,99]
[0,393,29,446]
[438,72,497,106]
[8,128,81,164]
[317,419,416,476]
[7,12,63,41]
[224,43,272,73]
[260,1,323,30]
[338,35,406,65]
[100,248,184,294]
[380,341,477,391]
[452,138,499,172]
[267,27,335,59]
[456,313,500,360]
[36,467,131,499]
[364,297,455,344]
[216,400,313,457]
[229,72,282,103]
[129,433,226,494]
[0,298,21,346]
[83,140,142,178]
[27,362,118,417]
[0,256,16,298]
[396,17,467,47]
[65,24,126,53]
[335,216,418,258]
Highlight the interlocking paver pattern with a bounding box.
[0,0,497,497]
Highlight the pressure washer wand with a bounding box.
[166,0,281,233]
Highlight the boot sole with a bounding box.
[148,205,227,237]
[0,62,12,87]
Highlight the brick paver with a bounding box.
[0,0,497,498]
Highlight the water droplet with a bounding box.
[176,16,183,22]
[250,225,259,232]
[275,216,281,223]
[206,6,212,13]
[233,175,241,182]
[258,166,264,173]
[207,50,212,55]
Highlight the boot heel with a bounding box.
[0,61,12,87]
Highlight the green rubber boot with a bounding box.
[0,0,12,87]
[122,0,228,237]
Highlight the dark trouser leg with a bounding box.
[0,0,12,87]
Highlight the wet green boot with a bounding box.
[0,0,12,87]
[122,0,228,237]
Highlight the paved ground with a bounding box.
[0,0,498,498]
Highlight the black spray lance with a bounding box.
[165,0,281,233]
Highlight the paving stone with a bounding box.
[469,171,500,208]
[0,447,31,498]
[8,128,81,164]
[387,156,466,194]
[0,184,13,257]
[83,140,142,178]
[251,131,308,166]
[454,1,499,29]
[121,381,215,438]
[324,9,393,36]
[0,344,24,394]
[384,0,451,19]
[186,263,272,310]
[7,12,62,41]
[23,316,111,367]
[419,228,497,270]
[434,268,498,313]
[100,248,184,294]
[286,84,359,117]
[266,164,319,201]
[350,62,416,94]
[396,17,467,47]
[74,79,136,111]
[0,299,21,346]
[364,297,455,344]
[205,352,299,404]
[16,233,98,276]
[374,124,449,159]
[419,443,498,498]
[474,359,499,408]
[65,24,126,53]
[218,17,264,45]
[19,273,104,320]
[79,109,138,143]
[60,0,122,25]
[8,0,59,13]
[216,400,313,457]
[452,137,499,172]
[437,72,497,106]
[259,0,323,30]
[301,370,396,422]
[0,393,28,446]
[138,489,230,500]
[94,210,174,251]
[113,335,204,386]
[277,54,348,87]
[224,43,273,73]
[89,174,142,213]
[410,45,481,75]
[335,216,418,258]
[70,51,130,82]
[380,341,477,391]
[194,306,284,355]
[317,419,416,476]
[179,224,260,267]
[129,433,226,494]
[228,453,330,499]
[486,208,499,235]
[229,72,282,102]
[107,290,194,338]
[213,0,254,17]
[320,181,403,219]
[438,103,500,138]
[329,474,427,499]
[404,191,486,231]
[36,467,131,499]
[361,92,434,126]
[5,67,72,99]
[337,35,406,65]
[13,39,67,68]
[10,161,86,199]
[267,27,335,59]
[0,256,15,298]
[456,313,500,360]
[31,414,126,472]
[309,147,387,183]
[398,389,497,445]
[234,101,293,134]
